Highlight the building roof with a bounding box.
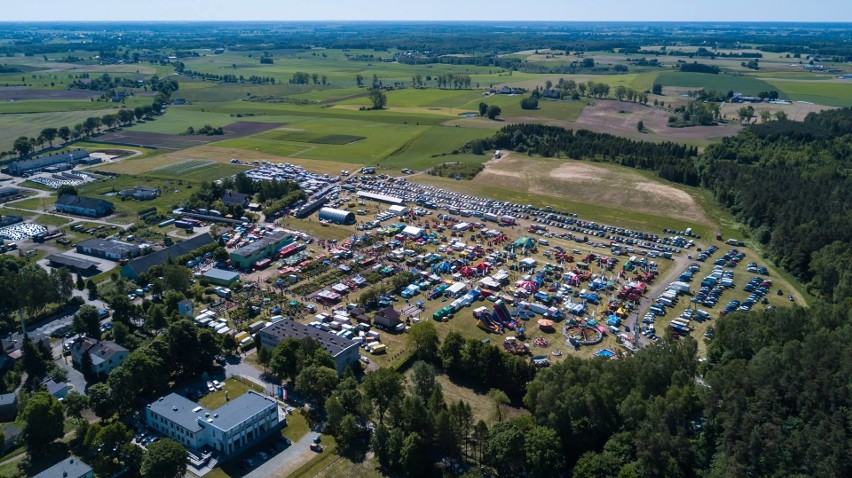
[71,338,127,366]
[123,233,216,277]
[203,268,241,282]
[9,149,89,173]
[42,378,68,396]
[56,194,113,211]
[260,319,356,357]
[0,393,16,407]
[0,187,20,197]
[148,393,207,433]
[205,391,276,431]
[33,456,93,478]
[76,238,138,257]
[232,231,291,258]
[45,254,99,271]
[222,191,251,206]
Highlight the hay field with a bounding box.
[473,153,710,225]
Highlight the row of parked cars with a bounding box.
[240,436,292,471]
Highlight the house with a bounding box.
[70,338,128,377]
[229,231,293,270]
[75,238,140,261]
[33,456,93,478]
[0,393,17,421]
[259,320,359,375]
[6,149,89,176]
[55,195,114,218]
[541,89,561,99]
[121,233,216,280]
[2,331,49,355]
[178,299,194,318]
[146,390,280,456]
[42,378,69,399]
[373,306,402,331]
[118,186,160,201]
[221,191,251,208]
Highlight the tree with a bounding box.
[759,110,772,123]
[485,420,526,474]
[141,438,187,478]
[21,392,65,457]
[652,83,663,95]
[86,279,98,299]
[368,88,387,110]
[400,432,428,478]
[222,334,238,355]
[337,414,360,450]
[88,382,115,419]
[161,263,192,292]
[486,105,502,120]
[295,365,338,408]
[409,361,437,402]
[21,336,48,380]
[774,110,788,121]
[407,321,439,362]
[637,120,645,132]
[363,367,403,423]
[73,305,101,339]
[479,102,488,117]
[40,127,58,148]
[355,74,364,87]
[525,426,564,478]
[75,273,85,291]
[57,184,78,197]
[212,247,229,262]
[520,97,539,110]
[57,126,71,144]
[488,389,510,422]
[13,136,33,157]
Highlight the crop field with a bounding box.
[255,130,365,145]
[124,109,246,134]
[655,72,780,96]
[0,88,100,101]
[0,108,122,151]
[764,79,852,107]
[379,126,494,170]
[93,120,283,149]
[150,159,215,176]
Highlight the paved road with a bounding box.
[242,432,316,478]
[627,252,692,347]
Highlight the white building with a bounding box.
[70,338,129,377]
[146,391,280,456]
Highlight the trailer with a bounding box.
[483,212,499,223]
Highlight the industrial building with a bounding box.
[259,320,359,375]
[45,254,100,274]
[146,390,280,456]
[318,207,356,225]
[75,239,140,261]
[6,149,90,176]
[229,231,293,270]
[121,233,216,280]
[55,195,114,218]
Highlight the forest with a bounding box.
[463,109,852,302]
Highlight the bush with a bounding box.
[428,162,484,180]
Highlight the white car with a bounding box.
[212,380,222,390]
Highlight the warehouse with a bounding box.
[229,231,293,270]
[356,190,404,205]
[75,239,140,261]
[202,268,241,286]
[259,319,359,375]
[319,207,356,225]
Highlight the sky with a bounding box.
[3,0,851,22]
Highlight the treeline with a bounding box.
[288,71,328,85]
[428,162,484,180]
[678,62,720,74]
[69,72,142,91]
[524,303,851,477]
[699,108,852,301]
[640,46,763,59]
[181,69,276,85]
[184,173,303,218]
[0,255,74,332]
[462,124,700,185]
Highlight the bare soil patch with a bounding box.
[476,153,710,225]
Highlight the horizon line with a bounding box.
[0,19,851,24]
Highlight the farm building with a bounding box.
[121,233,216,280]
[45,254,100,274]
[258,319,359,375]
[356,190,404,205]
[318,207,356,225]
[55,195,114,218]
[222,190,251,207]
[6,148,89,176]
[202,268,241,286]
[230,231,294,270]
[32,456,94,478]
[118,186,160,201]
[75,239,140,261]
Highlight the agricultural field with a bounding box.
[0,108,122,151]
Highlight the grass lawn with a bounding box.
[314,455,383,478]
[278,217,354,242]
[126,108,239,134]
[379,126,495,171]
[282,409,310,442]
[199,377,263,409]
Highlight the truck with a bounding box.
[483,212,499,223]
[500,215,516,226]
[214,287,232,298]
[669,281,691,294]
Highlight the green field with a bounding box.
[380,126,494,170]
[0,98,148,114]
[764,79,852,107]
[656,71,780,96]
[0,108,123,151]
[255,130,365,145]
